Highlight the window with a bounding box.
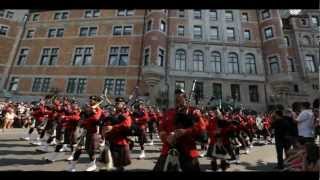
[212,83,222,99]
[104,79,114,95]
[269,56,280,74]
[300,19,307,26]
[8,77,19,91]
[0,25,9,36]
[195,82,204,99]
[104,79,125,95]
[175,49,186,71]
[210,26,219,40]
[108,46,129,66]
[146,20,152,32]
[17,48,29,65]
[210,51,221,73]
[193,50,204,72]
[67,78,87,94]
[231,84,241,102]
[26,29,35,38]
[284,36,290,47]
[175,81,185,90]
[123,25,133,35]
[228,53,239,73]
[40,48,59,65]
[6,11,14,19]
[54,11,69,20]
[0,10,4,17]
[245,54,256,74]
[302,36,311,45]
[225,11,233,21]
[293,85,299,93]
[114,79,125,95]
[32,78,51,92]
[312,84,319,90]
[72,47,93,65]
[264,27,274,39]
[32,14,40,21]
[84,9,100,18]
[226,27,235,40]
[249,85,259,102]
[287,58,295,72]
[177,25,184,36]
[305,55,315,73]
[209,10,218,21]
[261,10,271,20]
[144,48,150,66]
[178,10,185,18]
[242,12,249,22]
[113,26,122,36]
[311,16,319,26]
[48,28,64,38]
[80,27,97,37]
[157,48,165,67]
[193,10,201,19]
[244,30,251,40]
[117,9,134,16]
[193,25,202,40]
[160,21,166,32]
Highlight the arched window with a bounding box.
[302,36,311,45]
[210,51,221,73]
[193,50,204,72]
[245,53,257,74]
[175,49,186,71]
[228,52,239,73]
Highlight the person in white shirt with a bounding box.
[3,106,17,131]
[296,102,315,144]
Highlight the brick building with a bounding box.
[0,9,319,111]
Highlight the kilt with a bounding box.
[110,143,131,168]
[85,133,99,152]
[153,153,200,172]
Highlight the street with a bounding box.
[0,128,278,172]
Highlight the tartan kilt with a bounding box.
[85,133,99,152]
[153,153,200,172]
[211,143,230,160]
[110,143,131,168]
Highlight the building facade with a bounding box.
[0,9,319,111]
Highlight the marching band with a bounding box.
[0,85,318,172]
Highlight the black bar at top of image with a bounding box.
[1,0,319,9]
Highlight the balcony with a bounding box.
[142,65,165,88]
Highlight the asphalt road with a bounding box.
[0,128,279,172]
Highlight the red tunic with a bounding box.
[31,105,47,122]
[107,110,132,145]
[207,115,217,145]
[159,107,206,158]
[82,107,102,134]
[63,110,81,129]
[134,108,149,129]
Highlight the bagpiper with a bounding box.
[153,88,206,172]
[66,96,102,172]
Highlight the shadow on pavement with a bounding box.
[0,143,35,148]
[238,159,277,171]
[0,150,40,156]
[0,158,49,166]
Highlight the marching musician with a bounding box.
[67,96,102,172]
[100,97,132,171]
[131,99,149,159]
[153,88,206,172]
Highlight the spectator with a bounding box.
[271,110,296,169]
[296,102,315,144]
[2,106,17,131]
